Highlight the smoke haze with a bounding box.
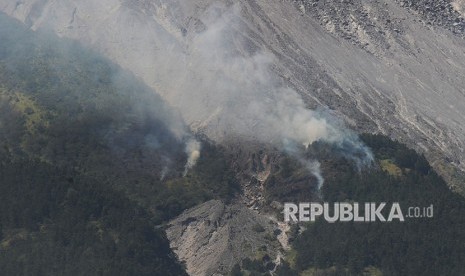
[154,3,373,176]
[1,1,374,181]
[184,138,201,176]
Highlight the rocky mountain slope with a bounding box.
[2,1,465,275]
[166,200,282,276]
[1,0,464,192]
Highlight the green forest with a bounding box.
[293,135,465,275]
[0,13,238,275]
[233,135,465,275]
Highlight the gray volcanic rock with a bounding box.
[297,0,465,41]
[2,0,465,191]
[395,0,465,35]
[165,200,281,276]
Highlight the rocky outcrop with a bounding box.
[395,0,465,35]
[297,0,465,44]
[166,200,282,276]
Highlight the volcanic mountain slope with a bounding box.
[1,0,465,192]
[2,2,465,275]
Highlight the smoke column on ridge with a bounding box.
[183,138,201,176]
[161,3,373,182]
[0,1,373,184]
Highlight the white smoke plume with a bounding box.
[160,166,169,181]
[306,160,324,191]
[157,3,373,184]
[102,2,373,184]
[183,138,201,176]
[7,1,373,182]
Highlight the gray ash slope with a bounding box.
[297,0,465,41]
[395,0,465,35]
[2,0,464,192]
[292,0,465,189]
[166,200,282,276]
[296,0,465,59]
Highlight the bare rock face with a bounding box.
[165,200,281,276]
[297,0,465,43]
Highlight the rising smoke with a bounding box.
[1,0,373,182]
[183,138,201,176]
[156,3,373,182]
